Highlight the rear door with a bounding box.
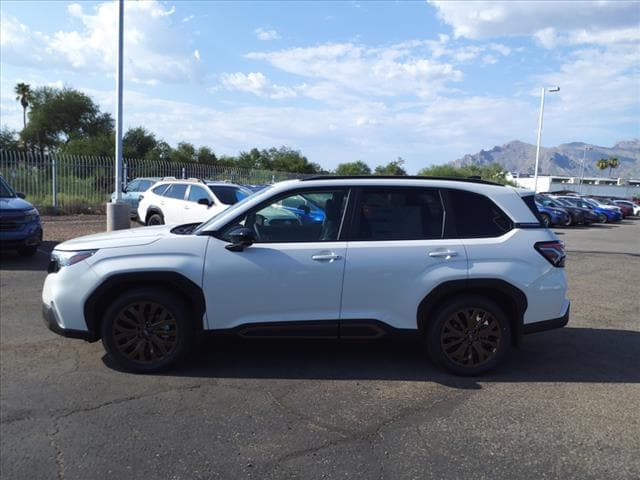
[162,184,189,224]
[340,187,467,331]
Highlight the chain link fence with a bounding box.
[0,150,311,213]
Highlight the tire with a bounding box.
[598,213,607,223]
[540,213,551,228]
[425,295,511,376]
[563,215,572,227]
[101,288,194,373]
[147,212,164,226]
[17,245,38,257]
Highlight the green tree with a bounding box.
[0,126,20,151]
[236,148,267,169]
[596,158,609,175]
[170,142,196,163]
[60,132,115,157]
[607,157,619,177]
[144,141,172,162]
[374,157,407,176]
[14,82,31,130]
[334,161,371,176]
[21,87,114,152]
[123,127,157,159]
[417,163,516,186]
[196,146,218,165]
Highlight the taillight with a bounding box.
[535,240,566,267]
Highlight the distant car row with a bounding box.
[535,193,639,227]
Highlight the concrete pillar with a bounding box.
[106,202,130,231]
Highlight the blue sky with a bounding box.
[1,0,639,173]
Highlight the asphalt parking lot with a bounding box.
[1,217,639,479]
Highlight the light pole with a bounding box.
[533,86,560,192]
[106,0,129,231]
[578,145,593,194]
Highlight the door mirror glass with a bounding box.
[16,192,26,199]
[197,198,212,206]
[226,227,255,251]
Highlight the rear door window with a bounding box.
[164,184,188,200]
[446,190,513,238]
[353,188,444,241]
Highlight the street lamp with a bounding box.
[579,145,593,194]
[533,86,560,192]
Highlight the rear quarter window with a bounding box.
[447,190,513,238]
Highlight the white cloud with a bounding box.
[429,0,640,47]
[246,42,462,100]
[255,27,281,41]
[220,72,297,99]
[0,1,199,84]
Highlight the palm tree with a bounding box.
[14,83,32,130]
[596,158,609,175]
[607,157,619,177]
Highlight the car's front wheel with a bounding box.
[425,295,511,376]
[101,289,194,373]
[146,212,164,226]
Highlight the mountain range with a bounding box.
[452,139,640,178]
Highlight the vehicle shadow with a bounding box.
[0,241,56,271]
[104,327,640,388]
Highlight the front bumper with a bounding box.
[42,303,98,341]
[0,223,42,250]
[522,303,570,335]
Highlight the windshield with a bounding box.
[209,185,253,205]
[536,196,559,207]
[554,198,573,207]
[0,176,16,198]
[194,184,274,234]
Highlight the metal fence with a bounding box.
[0,150,310,212]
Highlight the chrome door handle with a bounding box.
[428,250,459,259]
[311,253,342,262]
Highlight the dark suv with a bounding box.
[0,175,42,256]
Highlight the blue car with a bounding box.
[0,175,42,257]
[111,177,160,218]
[583,198,622,223]
[535,200,570,227]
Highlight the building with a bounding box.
[507,173,640,198]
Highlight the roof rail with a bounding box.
[300,175,504,186]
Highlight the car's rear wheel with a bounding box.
[540,213,551,227]
[598,213,607,223]
[563,215,572,226]
[101,289,194,373]
[426,295,511,376]
[147,213,164,226]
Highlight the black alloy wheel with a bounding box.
[426,295,511,376]
[540,213,551,227]
[147,213,164,226]
[101,289,193,373]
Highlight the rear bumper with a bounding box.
[522,303,570,335]
[43,303,97,342]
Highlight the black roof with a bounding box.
[301,175,504,186]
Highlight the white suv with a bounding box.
[43,177,569,376]
[137,178,252,226]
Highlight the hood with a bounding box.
[55,225,173,251]
[0,196,35,212]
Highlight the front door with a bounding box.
[202,188,350,334]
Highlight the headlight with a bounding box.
[24,208,40,222]
[48,249,98,273]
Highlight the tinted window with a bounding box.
[152,184,170,196]
[354,188,444,241]
[126,180,140,191]
[223,189,348,243]
[138,180,153,191]
[0,176,16,198]
[448,190,512,237]
[164,184,188,200]
[188,185,210,203]
[209,186,250,205]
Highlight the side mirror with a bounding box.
[16,192,26,199]
[225,227,255,252]
[122,185,128,193]
[197,198,212,207]
[297,204,310,214]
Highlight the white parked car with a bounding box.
[136,178,252,226]
[43,176,569,376]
